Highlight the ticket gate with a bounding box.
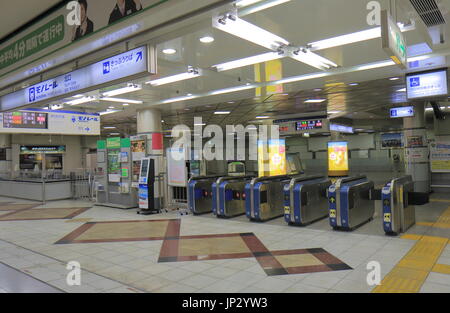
[188,175,227,214]
[245,174,303,222]
[212,175,256,218]
[283,176,332,226]
[328,175,375,231]
[382,175,415,235]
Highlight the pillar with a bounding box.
[0,134,12,177]
[136,108,164,209]
[403,103,430,193]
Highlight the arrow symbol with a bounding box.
[136,51,143,62]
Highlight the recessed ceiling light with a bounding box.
[122,103,129,106]
[256,116,270,119]
[389,77,400,81]
[349,83,359,86]
[199,36,214,43]
[214,111,231,115]
[162,48,177,55]
[305,99,326,103]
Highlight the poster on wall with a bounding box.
[167,148,187,187]
[407,136,424,148]
[257,139,286,177]
[131,136,146,160]
[430,142,450,172]
[328,142,349,177]
[381,133,404,149]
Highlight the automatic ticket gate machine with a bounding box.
[328,175,375,231]
[382,175,416,235]
[212,175,256,218]
[188,175,226,214]
[283,175,332,226]
[245,174,303,222]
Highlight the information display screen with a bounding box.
[328,142,349,177]
[406,69,448,100]
[3,112,47,129]
[295,120,323,131]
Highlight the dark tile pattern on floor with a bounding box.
[0,207,91,221]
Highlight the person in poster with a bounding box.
[108,0,143,25]
[71,0,94,42]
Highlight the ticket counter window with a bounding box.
[20,154,43,171]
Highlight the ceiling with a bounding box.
[9,0,450,136]
[0,0,62,42]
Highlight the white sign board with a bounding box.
[167,148,187,187]
[406,69,448,100]
[390,106,414,118]
[0,109,100,135]
[381,10,407,69]
[1,46,149,111]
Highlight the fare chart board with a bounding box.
[3,111,47,129]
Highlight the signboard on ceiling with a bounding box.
[430,142,450,173]
[0,109,100,135]
[0,0,167,75]
[275,117,329,135]
[381,10,407,69]
[406,68,449,100]
[330,124,354,133]
[390,106,414,118]
[0,46,149,112]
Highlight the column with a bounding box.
[136,108,164,210]
[403,103,430,193]
[0,134,12,177]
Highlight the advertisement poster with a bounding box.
[167,148,187,187]
[328,141,349,177]
[258,139,286,177]
[381,133,404,148]
[131,138,146,160]
[430,142,450,172]
[407,136,424,148]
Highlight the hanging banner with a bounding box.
[430,142,450,173]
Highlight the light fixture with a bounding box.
[109,133,121,136]
[213,51,285,72]
[99,110,120,116]
[209,84,255,96]
[354,60,395,71]
[256,116,270,119]
[290,48,338,70]
[328,111,341,114]
[100,97,143,104]
[200,36,215,43]
[214,111,231,115]
[389,77,400,81]
[161,95,196,104]
[72,94,84,98]
[102,84,142,97]
[108,106,115,109]
[50,104,63,110]
[162,48,177,55]
[305,99,326,103]
[103,126,116,129]
[397,88,406,92]
[308,23,413,51]
[213,13,289,50]
[238,0,292,15]
[146,67,201,86]
[348,83,359,86]
[122,103,129,106]
[66,96,97,106]
[314,88,322,92]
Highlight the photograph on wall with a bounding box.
[407,136,424,148]
[381,133,404,148]
[131,139,146,160]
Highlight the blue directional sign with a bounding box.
[390,106,414,118]
[1,46,149,112]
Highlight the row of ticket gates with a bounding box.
[187,171,427,236]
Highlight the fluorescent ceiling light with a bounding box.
[348,83,359,86]
[50,104,63,110]
[397,88,406,92]
[200,36,214,43]
[214,111,231,115]
[146,69,201,86]
[103,126,116,129]
[328,111,341,114]
[213,52,284,72]
[99,109,120,116]
[213,14,289,50]
[209,84,255,96]
[308,23,413,51]
[100,97,143,104]
[236,0,262,7]
[290,49,338,70]
[66,96,97,106]
[109,133,121,136]
[102,84,142,97]
[305,99,326,103]
[354,60,395,71]
[277,72,328,85]
[72,94,84,98]
[238,0,291,15]
[408,55,431,62]
[162,48,177,55]
[161,95,196,104]
[256,116,270,119]
[389,77,400,81]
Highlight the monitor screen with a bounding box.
[3,112,48,129]
[406,69,448,100]
[295,119,323,131]
[140,159,149,177]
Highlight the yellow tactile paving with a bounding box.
[373,236,448,293]
[416,222,435,227]
[430,199,450,203]
[400,234,423,241]
[432,264,450,275]
[414,207,450,229]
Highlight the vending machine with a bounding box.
[138,157,157,214]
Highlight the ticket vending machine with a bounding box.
[138,157,157,214]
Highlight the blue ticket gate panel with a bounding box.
[212,175,255,218]
[328,175,375,230]
[382,175,415,235]
[188,175,226,214]
[284,176,332,226]
[245,174,303,222]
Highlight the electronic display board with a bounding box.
[3,112,47,129]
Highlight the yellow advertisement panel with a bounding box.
[258,139,286,177]
[328,141,349,177]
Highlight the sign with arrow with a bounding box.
[390,106,414,118]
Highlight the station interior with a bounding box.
[0,0,449,294]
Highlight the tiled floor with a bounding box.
[0,195,448,293]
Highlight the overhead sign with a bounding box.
[406,69,448,100]
[330,124,354,133]
[0,46,150,112]
[275,117,329,135]
[0,109,100,135]
[381,10,407,69]
[390,106,414,118]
